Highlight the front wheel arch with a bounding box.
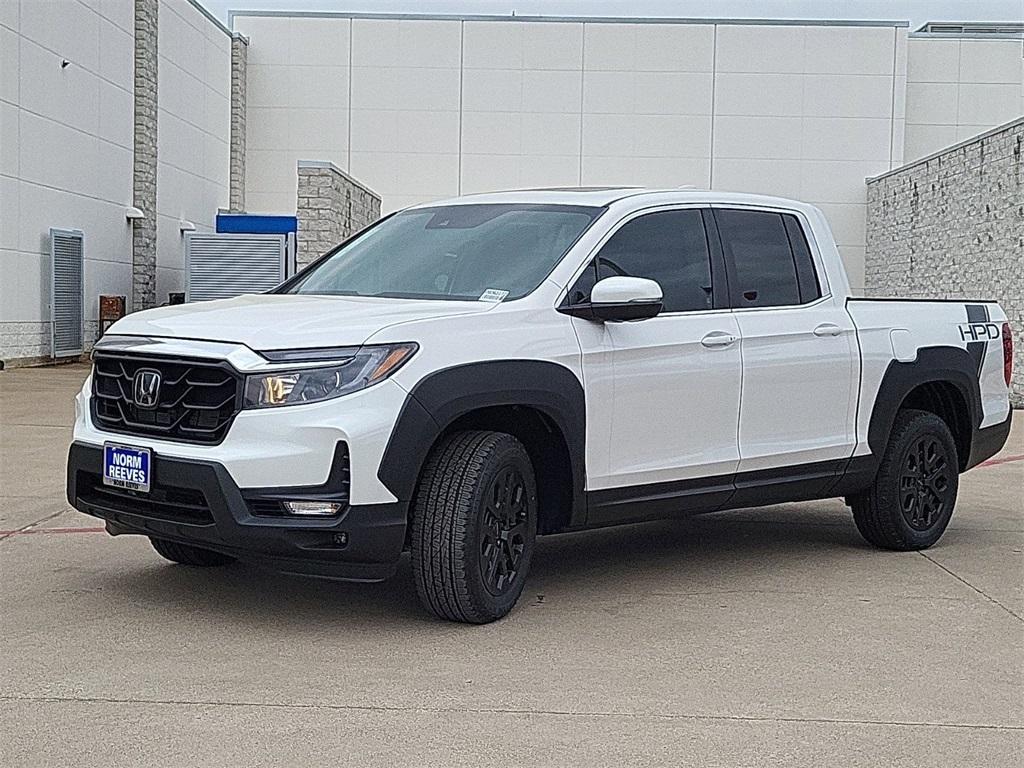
[378,360,587,530]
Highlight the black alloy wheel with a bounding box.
[898,435,954,531]
[479,466,530,596]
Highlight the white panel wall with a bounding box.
[461,21,584,195]
[0,0,135,359]
[155,0,232,303]
[905,37,1024,162]
[244,14,352,214]
[349,19,462,211]
[237,15,911,291]
[713,24,905,291]
[581,23,714,188]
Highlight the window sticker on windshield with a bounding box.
[479,289,509,303]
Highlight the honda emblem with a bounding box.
[133,369,161,410]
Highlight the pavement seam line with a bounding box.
[4,423,72,429]
[0,509,67,546]
[918,551,1023,623]
[1,694,1021,732]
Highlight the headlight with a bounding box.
[243,343,417,409]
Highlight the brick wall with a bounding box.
[132,0,159,312]
[296,162,381,268]
[229,33,248,213]
[865,118,1024,407]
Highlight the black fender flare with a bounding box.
[378,360,587,525]
[866,345,983,464]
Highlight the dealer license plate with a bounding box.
[102,444,151,493]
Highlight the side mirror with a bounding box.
[561,276,663,322]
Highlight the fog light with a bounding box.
[281,501,343,516]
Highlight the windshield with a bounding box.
[282,203,603,301]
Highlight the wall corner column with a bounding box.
[229,33,249,213]
[131,0,159,311]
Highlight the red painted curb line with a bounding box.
[978,454,1024,468]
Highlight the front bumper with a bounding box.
[73,372,409,505]
[66,442,407,581]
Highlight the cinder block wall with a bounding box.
[296,162,382,268]
[865,117,1024,407]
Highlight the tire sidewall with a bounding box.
[460,439,538,619]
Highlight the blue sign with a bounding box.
[216,213,297,235]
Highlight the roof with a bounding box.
[230,10,908,29]
[409,187,814,211]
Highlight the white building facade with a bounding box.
[1,0,232,361]
[1,5,1022,363]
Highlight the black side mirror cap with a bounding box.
[558,300,663,322]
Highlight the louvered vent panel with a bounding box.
[50,229,84,357]
[186,234,286,302]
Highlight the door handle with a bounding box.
[701,331,738,348]
[813,323,843,337]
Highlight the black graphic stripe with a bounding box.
[965,303,989,378]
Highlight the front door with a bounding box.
[566,207,742,524]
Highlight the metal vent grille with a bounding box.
[50,228,84,357]
[185,233,286,302]
[916,22,1024,36]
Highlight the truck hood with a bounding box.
[107,294,494,351]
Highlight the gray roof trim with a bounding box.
[184,0,233,37]
[908,32,1024,39]
[228,9,910,29]
[866,116,1024,183]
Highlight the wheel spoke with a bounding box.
[484,544,501,587]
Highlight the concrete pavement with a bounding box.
[1,364,1021,766]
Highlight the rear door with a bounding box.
[712,207,858,496]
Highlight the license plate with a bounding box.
[103,444,151,493]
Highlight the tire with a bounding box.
[410,431,538,624]
[150,537,237,567]
[851,409,960,551]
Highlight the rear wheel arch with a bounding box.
[378,360,586,532]
[897,381,972,470]
[867,346,982,471]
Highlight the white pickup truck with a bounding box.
[67,188,1014,623]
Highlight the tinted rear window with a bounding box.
[715,209,821,308]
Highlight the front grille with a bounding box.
[91,353,242,445]
[76,470,214,525]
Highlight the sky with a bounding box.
[198,0,1024,30]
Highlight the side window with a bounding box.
[588,210,713,313]
[715,209,803,308]
[782,214,822,303]
[565,259,598,305]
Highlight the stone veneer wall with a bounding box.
[296,162,382,268]
[229,33,248,213]
[132,0,159,312]
[865,117,1024,406]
